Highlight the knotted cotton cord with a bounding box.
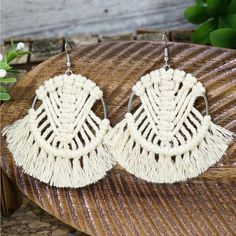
[106,68,234,183]
[2,73,115,188]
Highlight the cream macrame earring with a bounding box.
[105,33,234,183]
[2,40,115,188]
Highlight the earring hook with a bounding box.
[162,32,170,70]
[65,39,73,75]
[162,32,168,48]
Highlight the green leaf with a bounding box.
[228,0,236,14]
[191,18,218,44]
[0,61,12,70]
[10,38,15,49]
[210,28,236,48]
[184,5,209,24]
[7,68,21,73]
[196,0,206,5]
[0,77,17,83]
[17,50,31,55]
[0,85,7,93]
[206,0,229,16]
[0,92,10,101]
[7,50,18,63]
[219,14,236,29]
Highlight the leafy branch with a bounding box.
[0,40,31,101]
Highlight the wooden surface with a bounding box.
[1,41,236,236]
[2,0,193,39]
[1,170,22,216]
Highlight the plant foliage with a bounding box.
[0,40,31,101]
[184,0,236,48]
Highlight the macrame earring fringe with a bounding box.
[106,120,234,183]
[105,68,234,183]
[2,74,115,188]
[2,115,115,187]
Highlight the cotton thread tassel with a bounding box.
[106,121,234,183]
[105,68,235,183]
[2,116,115,188]
[2,74,115,188]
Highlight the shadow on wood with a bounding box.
[1,170,22,216]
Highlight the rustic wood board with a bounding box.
[2,0,193,39]
[1,41,236,235]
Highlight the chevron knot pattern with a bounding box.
[105,68,234,183]
[2,73,115,188]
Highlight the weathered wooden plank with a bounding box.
[67,35,99,46]
[2,0,194,39]
[170,30,193,42]
[101,33,134,42]
[0,41,235,235]
[136,30,169,41]
[30,38,63,62]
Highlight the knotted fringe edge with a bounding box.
[2,115,115,188]
[105,120,234,183]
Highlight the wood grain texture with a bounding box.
[1,0,194,39]
[1,170,22,216]
[1,41,236,235]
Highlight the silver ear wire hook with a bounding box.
[162,32,168,48]
[162,32,170,70]
[64,39,108,119]
[65,39,73,75]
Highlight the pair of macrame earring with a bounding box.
[2,35,234,188]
